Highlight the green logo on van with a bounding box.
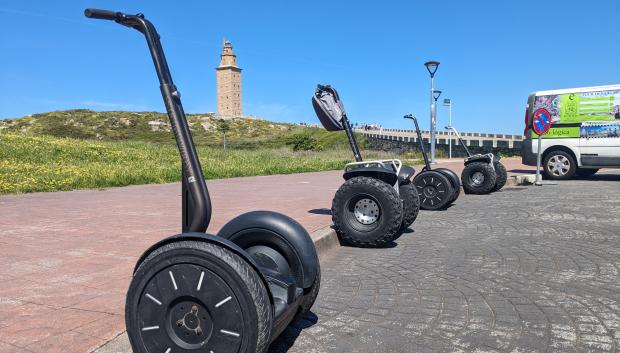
[532,126,580,138]
[559,93,617,123]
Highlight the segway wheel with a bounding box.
[491,162,507,192]
[126,240,272,353]
[294,266,321,322]
[413,171,454,210]
[461,162,497,195]
[435,168,461,202]
[398,180,420,232]
[332,176,403,247]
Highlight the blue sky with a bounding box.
[1,0,619,133]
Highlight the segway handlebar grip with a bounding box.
[84,8,119,20]
[403,114,416,122]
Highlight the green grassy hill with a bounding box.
[0,109,357,150]
[0,110,420,194]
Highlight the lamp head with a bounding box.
[424,60,440,77]
[433,90,442,101]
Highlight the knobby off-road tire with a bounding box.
[126,240,272,353]
[398,180,420,233]
[461,162,497,194]
[435,168,461,202]
[492,162,507,192]
[332,176,403,248]
[413,170,454,210]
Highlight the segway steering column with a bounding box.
[85,9,211,232]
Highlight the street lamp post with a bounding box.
[443,98,452,159]
[432,89,442,162]
[424,61,440,163]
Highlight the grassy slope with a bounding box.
[1,110,297,143]
[0,109,366,149]
[0,111,421,194]
[0,133,418,194]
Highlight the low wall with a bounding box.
[365,135,522,157]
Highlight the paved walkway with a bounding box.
[1,158,535,352]
[270,174,620,353]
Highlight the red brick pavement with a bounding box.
[0,158,533,353]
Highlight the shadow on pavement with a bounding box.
[575,173,620,181]
[508,169,536,174]
[308,208,332,215]
[499,187,528,192]
[268,312,318,353]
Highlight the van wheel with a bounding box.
[575,168,599,177]
[491,162,507,192]
[543,151,576,180]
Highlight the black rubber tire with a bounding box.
[126,240,272,353]
[332,176,403,248]
[217,211,319,290]
[293,265,320,322]
[461,162,497,194]
[492,162,507,192]
[413,170,454,210]
[398,180,420,233]
[576,168,599,177]
[435,168,461,202]
[542,150,576,180]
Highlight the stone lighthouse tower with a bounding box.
[216,40,242,116]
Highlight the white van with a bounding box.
[522,85,620,179]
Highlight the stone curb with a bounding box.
[511,174,536,186]
[311,226,340,262]
[92,226,340,353]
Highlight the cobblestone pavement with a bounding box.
[271,175,620,353]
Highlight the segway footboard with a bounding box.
[464,153,495,167]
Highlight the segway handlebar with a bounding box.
[84,8,119,20]
[404,114,431,170]
[445,125,472,157]
[85,8,212,233]
[84,9,147,30]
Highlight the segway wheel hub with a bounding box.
[471,171,485,185]
[423,185,439,198]
[137,264,243,352]
[353,198,380,225]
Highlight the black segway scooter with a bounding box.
[445,125,506,194]
[404,115,460,210]
[312,85,420,247]
[85,9,320,353]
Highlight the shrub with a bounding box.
[286,133,324,151]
